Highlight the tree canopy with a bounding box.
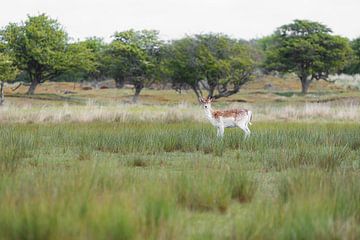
[0,53,17,82]
[0,53,18,104]
[0,14,358,101]
[0,14,96,94]
[166,33,255,100]
[54,37,108,83]
[263,20,352,94]
[344,37,360,74]
[105,29,163,102]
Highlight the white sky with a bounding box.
[1,0,359,42]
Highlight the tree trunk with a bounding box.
[115,76,125,88]
[0,81,4,106]
[132,82,144,103]
[190,85,202,103]
[27,80,39,95]
[27,73,41,95]
[300,76,310,94]
[208,86,215,98]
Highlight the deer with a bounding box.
[199,97,252,138]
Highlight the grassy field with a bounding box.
[2,75,360,124]
[0,122,359,239]
[1,78,360,239]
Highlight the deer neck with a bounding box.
[204,106,216,124]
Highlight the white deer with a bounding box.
[199,97,252,138]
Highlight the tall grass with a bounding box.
[0,127,35,173]
[1,99,360,123]
[0,122,359,239]
[234,170,360,240]
[174,170,256,212]
[2,122,357,157]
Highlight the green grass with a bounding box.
[0,122,360,239]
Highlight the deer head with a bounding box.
[199,97,214,110]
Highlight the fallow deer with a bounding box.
[199,97,252,138]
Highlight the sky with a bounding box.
[1,0,359,42]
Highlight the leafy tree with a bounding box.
[165,34,255,100]
[344,37,360,74]
[164,37,202,97]
[54,37,108,83]
[0,14,96,94]
[76,37,108,81]
[244,39,266,67]
[264,20,352,94]
[0,53,18,105]
[256,35,276,53]
[105,29,163,102]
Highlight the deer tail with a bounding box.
[248,110,253,125]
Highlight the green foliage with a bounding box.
[351,37,360,57]
[0,53,18,82]
[264,20,352,93]
[344,37,360,74]
[166,33,255,100]
[164,37,201,91]
[105,29,163,101]
[54,37,108,82]
[0,53,18,105]
[0,14,96,94]
[256,35,276,53]
[53,38,105,83]
[81,37,108,81]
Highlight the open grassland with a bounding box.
[1,98,360,123]
[0,122,360,239]
[2,85,360,124]
[0,99,360,123]
[1,79,360,239]
[2,76,360,124]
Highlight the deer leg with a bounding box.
[219,127,225,138]
[237,122,250,139]
[216,125,224,138]
[245,120,251,138]
[244,127,251,139]
[217,118,225,138]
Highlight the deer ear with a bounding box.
[208,96,214,102]
[199,97,205,103]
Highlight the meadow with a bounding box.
[0,80,360,239]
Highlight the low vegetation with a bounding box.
[1,93,360,123]
[0,121,359,239]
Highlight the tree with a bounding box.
[343,37,360,74]
[164,37,202,97]
[105,29,163,102]
[264,20,352,94]
[165,34,255,100]
[53,37,108,83]
[0,53,18,105]
[76,37,108,82]
[0,14,95,94]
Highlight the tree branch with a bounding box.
[198,80,210,91]
[11,82,31,91]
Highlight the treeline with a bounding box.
[1,14,360,103]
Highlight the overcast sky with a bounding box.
[1,0,359,42]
